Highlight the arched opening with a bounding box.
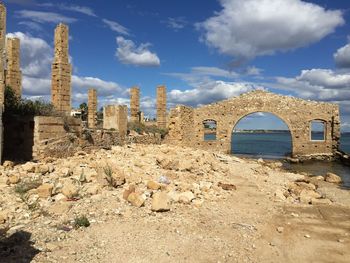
[231,112,292,159]
[203,119,217,141]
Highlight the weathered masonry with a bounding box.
[167,90,340,158]
[157,85,167,129]
[103,105,128,137]
[130,86,140,122]
[0,3,6,106]
[5,37,22,97]
[88,88,97,128]
[51,23,72,114]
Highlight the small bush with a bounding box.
[4,86,55,117]
[103,164,113,178]
[15,179,42,195]
[128,122,168,138]
[74,215,90,228]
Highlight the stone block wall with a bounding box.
[88,88,97,128]
[103,105,128,137]
[166,90,341,158]
[0,3,6,107]
[5,37,21,97]
[33,116,81,159]
[157,85,167,129]
[130,87,140,122]
[51,24,72,114]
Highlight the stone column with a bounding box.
[130,86,140,122]
[88,88,97,128]
[5,37,22,97]
[51,23,72,115]
[157,85,167,129]
[103,105,127,137]
[0,3,6,107]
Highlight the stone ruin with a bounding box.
[88,88,97,129]
[130,86,140,122]
[51,23,72,114]
[0,3,6,106]
[103,105,128,137]
[5,37,22,97]
[166,90,340,159]
[157,85,167,129]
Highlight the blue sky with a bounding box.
[3,0,350,131]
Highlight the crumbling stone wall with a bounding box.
[0,3,6,106]
[32,116,81,160]
[130,86,140,122]
[5,37,21,97]
[88,88,97,128]
[157,85,167,129]
[51,23,72,114]
[103,105,127,137]
[166,90,340,158]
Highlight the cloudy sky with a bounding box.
[3,0,350,131]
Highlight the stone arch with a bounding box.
[230,111,294,155]
[166,90,341,158]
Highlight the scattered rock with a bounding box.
[61,181,79,199]
[151,192,170,212]
[158,175,171,185]
[37,183,54,198]
[127,192,145,207]
[218,182,236,191]
[106,168,126,188]
[156,157,179,170]
[304,234,311,238]
[178,191,195,204]
[311,198,332,205]
[48,202,72,215]
[325,172,342,184]
[123,184,136,200]
[299,189,321,204]
[6,175,20,185]
[22,162,35,173]
[3,160,15,168]
[0,211,8,224]
[147,180,161,190]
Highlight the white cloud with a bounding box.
[39,3,97,17]
[18,21,43,31]
[164,17,187,31]
[198,0,344,59]
[115,36,160,67]
[168,80,263,106]
[102,19,129,35]
[72,75,123,97]
[334,43,350,68]
[15,10,77,24]
[275,69,350,101]
[6,32,52,78]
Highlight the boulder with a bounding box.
[123,184,136,200]
[156,157,179,170]
[147,180,161,190]
[299,189,321,204]
[6,175,20,185]
[22,162,36,173]
[61,181,79,199]
[106,169,126,188]
[3,160,14,169]
[36,164,49,175]
[48,202,72,215]
[127,192,145,207]
[0,211,8,224]
[325,172,342,184]
[85,184,100,196]
[37,184,53,198]
[151,192,170,212]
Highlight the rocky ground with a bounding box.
[0,144,349,263]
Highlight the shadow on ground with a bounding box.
[0,230,39,263]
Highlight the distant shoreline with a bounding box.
[233,130,350,134]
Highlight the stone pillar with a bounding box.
[157,85,167,129]
[5,37,22,97]
[130,86,140,122]
[0,3,6,107]
[103,105,128,137]
[51,23,72,115]
[88,88,97,128]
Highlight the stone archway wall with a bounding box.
[166,90,340,158]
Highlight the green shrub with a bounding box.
[74,215,90,228]
[128,122,168,138]
[4,86,55,117]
